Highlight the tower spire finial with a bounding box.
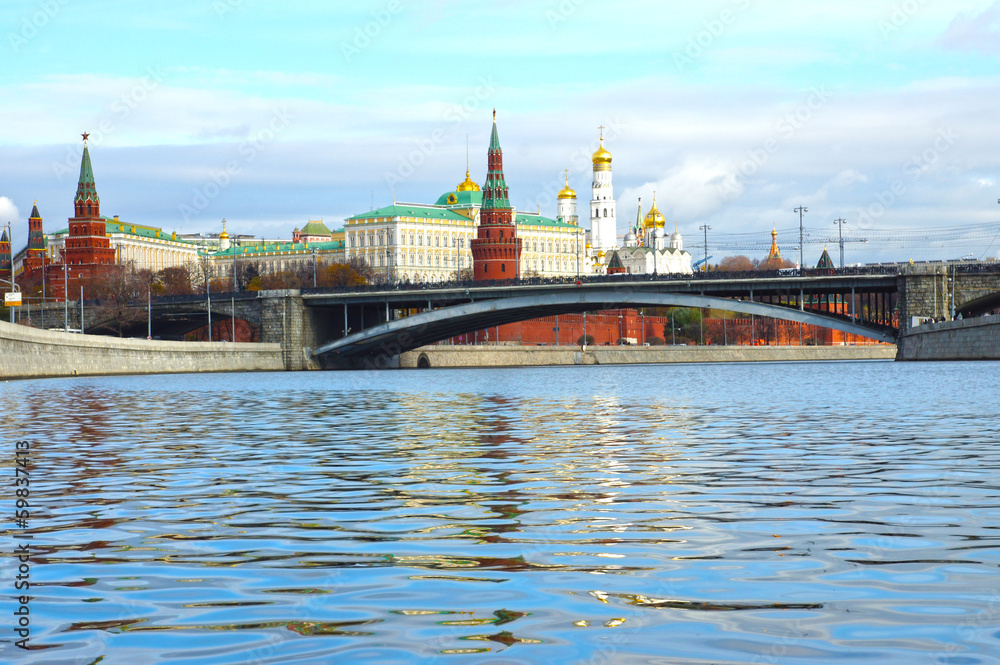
[492,108,496,123]
[598,124,605,143]
[81,131,90,146]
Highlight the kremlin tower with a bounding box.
[22,203,50,275]
[0,226,10,282]
[471,112,522,281]
[589,126,617,259]
[65,133,116,272]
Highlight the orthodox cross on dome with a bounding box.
[81,132,90,145]
[598,124,605,140]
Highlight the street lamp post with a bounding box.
[833,218,847,269]
[62,262,67,331]
[699,224,711,272]
[794,206,808,275]
[312,247,318,288]
[232,244,238,343]
[206,262,212,342]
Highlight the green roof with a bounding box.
[300,220,331,236]
[75,145,99,204]
[434,190,484,207]
[347,203,470,223]
[52,221,197,245]
[514,213,577,229]
[816,248,835,269]
[211,240,344,258]
[104,220,196,244]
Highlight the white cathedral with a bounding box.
[555,127,693,276]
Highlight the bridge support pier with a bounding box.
[259,290,322,371]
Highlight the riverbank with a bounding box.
[399,344,898,368]
[0,320,284,380]
[898,314,1000,361]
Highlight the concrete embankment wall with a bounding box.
[399,344,897,368]
[897,315,1000,361]
[0,320,284,380]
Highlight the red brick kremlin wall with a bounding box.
[451,309,888,346]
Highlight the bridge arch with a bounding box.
[314,290,896,362]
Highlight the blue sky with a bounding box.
[1,0,999,262]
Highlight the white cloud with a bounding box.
[0,197,19,225]
[941,2,1000,53]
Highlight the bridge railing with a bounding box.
[298,265,904,296]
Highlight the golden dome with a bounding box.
[592,141,612,171]
[219,219,230,239]
[643,197,666,229]
[456,170,480,192]
[557,174,576,200]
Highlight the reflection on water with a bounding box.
[3,361,1000,664]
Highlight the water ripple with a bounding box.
[3,362,1000,664]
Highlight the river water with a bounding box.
[2,361,1000,664]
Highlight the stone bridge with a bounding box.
[17,264,1000,369]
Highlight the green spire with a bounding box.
[75,144,100,204]
[488,114,502,153]
[483,114,511,211]
[30,203,40,219]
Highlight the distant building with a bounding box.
[609,197,693,276]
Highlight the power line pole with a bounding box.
[794,206,808,275]
[833,218,847,268]
[699,224,711,272]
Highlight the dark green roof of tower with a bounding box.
[75,145,100,204]
[489,118,502,153]
[816,247,835,269]
[483,118,512,212]
[30,204,40,219]
[1,229,8,243]
[607,250,624,269]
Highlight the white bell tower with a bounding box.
[589,126,617,258]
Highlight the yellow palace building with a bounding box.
[344,168,587,283]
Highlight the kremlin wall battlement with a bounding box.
[0,320,283,380]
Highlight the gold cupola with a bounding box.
[592,142,612,171]
[557,174,577,200]
[456,169,481,192]
[219,218,230,240]
[592,126,612,171]
[643,196,666,229]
